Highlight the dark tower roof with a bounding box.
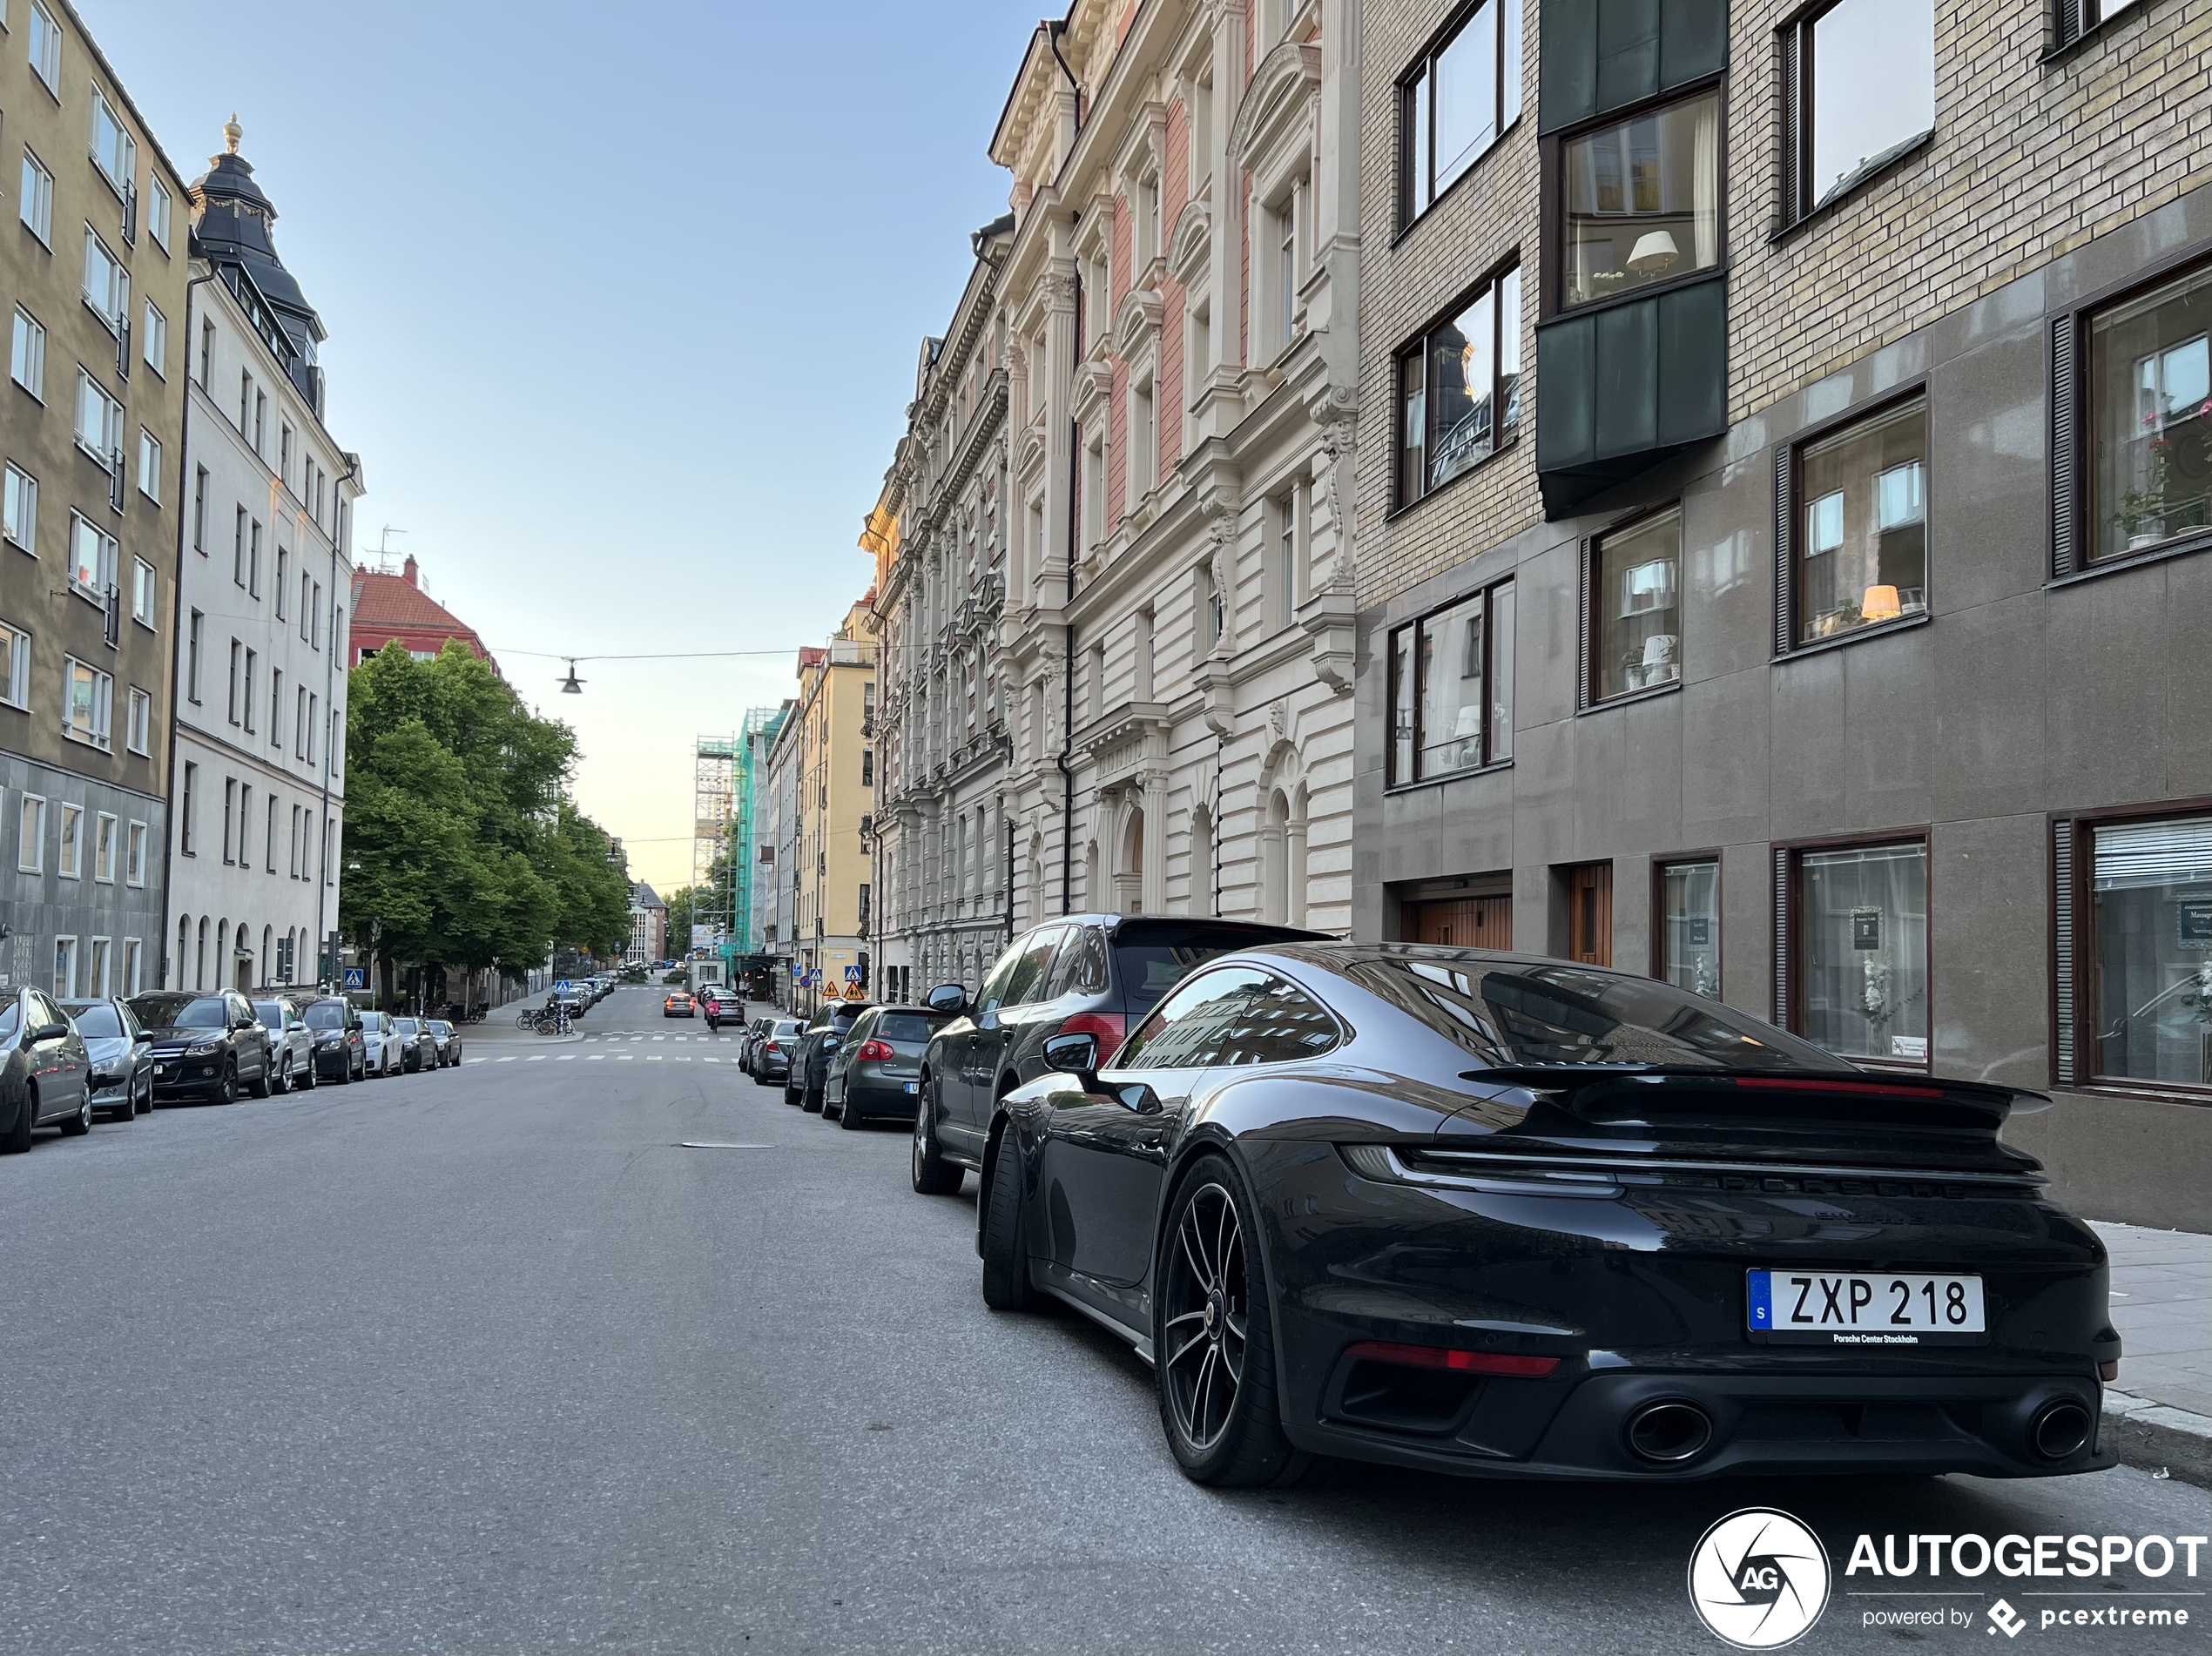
[190,117,326,393]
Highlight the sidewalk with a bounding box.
[2093,1221,2212,1485]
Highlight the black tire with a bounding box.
[838,1090,867,1131]
[801,1074,825,1114]
[2,1087,31,1153]
[300,1060,316,1091]
[270,1057,290,1096]
[137,1073,152,1114]
[1153,1154,1302,1488]
[911,1086,964,1194]
[979,1128,1036,1311]
[784,1076,803,1107]
[106,1090,133,1122]
[59,1084,92,1136]
[217,1062,239,1105]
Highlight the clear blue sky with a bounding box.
[101,0,1042,892]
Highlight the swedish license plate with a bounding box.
[152,1064,165,1075]
[1748,1269,1986,1345]
[904,1080,918,1094]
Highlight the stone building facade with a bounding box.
[168,121,361,993]
[1351,0,2212,1228]
[869,217,1018,1007]
[981,0,1366,950]
[0,2,192,1000]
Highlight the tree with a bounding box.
[340,642,629,1001]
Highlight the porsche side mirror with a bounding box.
[926,982,968,1017]
[1042,1030,1099,1080]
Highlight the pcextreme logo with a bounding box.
[1688,1507,1833,1649]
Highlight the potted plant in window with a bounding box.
[2115,432,2175,550]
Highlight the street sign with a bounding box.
[843,965,863,984]
[343,968,366,990]
[554,979,573,993]
[842,982,867,1001]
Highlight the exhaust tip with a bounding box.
[1626,1400,1714,1464]
[2031,1399,2093,1462]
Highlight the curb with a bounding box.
[2104,1388,2212,1488]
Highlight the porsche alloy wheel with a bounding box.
[1155,1156,1304,1487]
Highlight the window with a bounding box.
[123,938,143,993]
[860,748,873,787]
[294,685,307,756]
[17,794,44,870]
[94,811,116,881]
[2071,814,2212,1090]
[63,656,111,747]
[1386,579,1515,784]
[1272,187,1301,347]
[142,300,166,374]
[1781,0,1934,222]
[307,693,319,764]
[28,2,62,92]
[192,466,207,552]
[2083,259,2212,566]
[89,89,137,199]
[1211,976,1343,1066]
[148,177,172,249]
[248,521,262,596]
[233,507,246,584]
[75,371,123,464]
[57,803,82,877]
[18,149,53,244]
[254,390,266,452]
[199,319,213,387]
[68,514,115,597]
[299,572,311,639]
[1561,90,1721,309]
[125,685,149,753]
[1782,395,1927,645]
[266,794,277,872]
[1117,966,1271,1070]
[126,820,146,884]
[1784,839,1929,1066]
[1656,858,1721,997]
[1270,487,1303,629]
[83,228,128,332]
[222,778,235,863]
[1588,506,1682,703]
[4,464,37,548]
[239,370,253,433]
[1395,265,1521,504]
[179,762,196,854]
[52,938,77,998]
[0,620,28,708]
[137,429,161,502]
[1400,0,1523,221]
[242,649,257,732]
[1130,376,1156,502]
[186,609,203,702]
[270,669,283,747]
[227,639,241,724]
[85,939,109,996]
[11,308,45,398]
[132,556,154,623]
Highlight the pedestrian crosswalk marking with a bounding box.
[586,1054,604,1060]
[496,1055,516,1062]
[646,1055,663,1061]
[528,1056,546,1062]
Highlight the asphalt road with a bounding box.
[3,986,2204,1655]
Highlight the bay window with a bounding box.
[1561,90,1720,310]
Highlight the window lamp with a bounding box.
[1778,395,1928,646]
[1561,90,1720,310]
[1396,264,1521,506]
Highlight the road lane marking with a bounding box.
[528,1056,546,1062]
[617,1054,633,1060]
[586,1054,604,1060]
[557,1055,576,1061]
[703,1057,719,1064]
[679,1142,772,1149]
[497,1056,516,1062]
[646,1056,663,1061]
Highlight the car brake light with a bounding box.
[1736,1077,1946,1099]
[1058,1011,1125,1059]
[1344,1340,1558,1378]
[856,1039,894,1061]
[764,1041,781,1055]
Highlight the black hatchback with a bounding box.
[786,1000,874,1113]
[910,915,1319,1195]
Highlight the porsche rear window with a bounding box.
[1345,953,1832,1070]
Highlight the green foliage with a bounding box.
[340,642,631,978]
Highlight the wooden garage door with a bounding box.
[1410,896,1512,950]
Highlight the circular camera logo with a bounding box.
[1687,1507,1831,1650]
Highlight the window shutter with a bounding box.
[1772,444,1795,656]
[2051,818,2077,1085]
[2055,0,2083,50]
[1777,29,1802,226]
[1771,845,1792,1027]
[1575,538,1594,708]
[2050,314,2080,578]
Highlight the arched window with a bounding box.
[1261,791,1290,926]
[1117,809,1146,916]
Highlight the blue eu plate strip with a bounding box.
[1748,1270,1773,1329]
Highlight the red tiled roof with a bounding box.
[351,570,485,643]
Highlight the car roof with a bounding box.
[871,1004,952,1017]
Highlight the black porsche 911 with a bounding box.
[976,942,2118,1488]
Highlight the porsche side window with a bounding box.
[975,941,1030,1015]
[1002,926,1067,1007]
[1212,977,1342,1066]
[1046,926,1109,997]
[1115,966,1269,1071]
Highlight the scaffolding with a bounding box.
[732,705,786,954]
[693,738,738,951]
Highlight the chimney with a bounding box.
[402,555,419,587]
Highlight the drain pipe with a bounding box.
[313,453,356,992]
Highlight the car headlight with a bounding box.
[315,1033,342,1047]
[185,1040,222,1058]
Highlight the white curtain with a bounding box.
[1693,98,1721,268]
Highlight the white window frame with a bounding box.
[89,87,137,201]
[86,938,111,997]
[17,792,44,871]
[122,937,143,995]
[125,821,146,886]
[125,685,150,754]
[18,147,54,245]
[137,427,160,502]
[28,2,62,95]
[132,555,155,624]
[81,226,128,333]
[11,307,46,399]
[67,512,116,601]
[148,178,172,250]
[52,937,77,999]
[142,299,166,375]
[62,655,112,750]
[3,464,35,550]
[74,369,123,467]
[0,619,29,709]
[56,801,81,877]
[93,810,117,882]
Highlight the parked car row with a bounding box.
[2,986,465,1151]
[782,912,2124,1495]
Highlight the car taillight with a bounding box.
[1344,1340,1558,1378]
[856,1039,895,1061]
[1057,1011,1125,1060]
